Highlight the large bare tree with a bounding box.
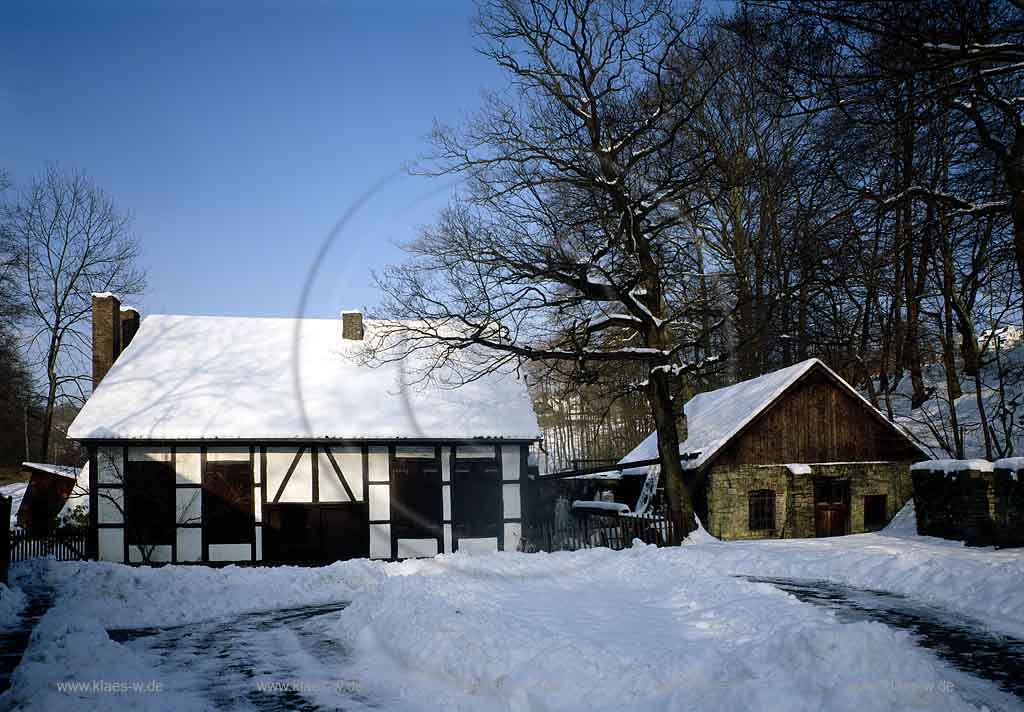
[6,167,145,461]
[373,0,725,539]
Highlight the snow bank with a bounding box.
[910,459,994,473]
[785,463,812,475]
[993,457,1024,471]
[8,527,1023,710]
[682,509,1024,639]
[0,583,25,630]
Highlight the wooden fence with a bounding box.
[524,511,675,553]
[9,527,88,562]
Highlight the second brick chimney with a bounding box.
[92,293,122,388]
[120,306,140,350]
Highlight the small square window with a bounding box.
[864,495,887,530]
[748,489,776,531]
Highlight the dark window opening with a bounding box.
[205,461,254,544]
[453,459,500,539]
[814,478,849,505]
[864,494,888,530]
[748,489,776,531]
[125,460,175,546]
[391,456,442,540]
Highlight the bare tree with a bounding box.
[372,0,725,539]
[6,167,144,461]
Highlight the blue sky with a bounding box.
[1,0,501,318]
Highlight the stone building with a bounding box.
[619,359,926,540]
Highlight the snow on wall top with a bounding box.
[68,315,541,441]
[21,462,79,480]
[620,359,821,473]
[993,457,1024,472]
[910,459,995,473]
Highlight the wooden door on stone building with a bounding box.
[814,478,849,537]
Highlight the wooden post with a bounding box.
[0,497,10,585]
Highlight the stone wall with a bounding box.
[913,460,1023,548]
[705,462,912,541]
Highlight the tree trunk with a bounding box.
[647,368,694,542]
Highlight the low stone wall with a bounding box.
[705,462,912,541]
[911,459,1024,548]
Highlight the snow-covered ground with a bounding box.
[3,511,1022,711]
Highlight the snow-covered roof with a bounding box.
[21,462,79,480]
[910,459,994,473]
[619,358,921,473]
[69,314,541,441]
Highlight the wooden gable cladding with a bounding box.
[710,367,922,468]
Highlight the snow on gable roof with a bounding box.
[69,314,541,441]
[619,359,819,473]
[619,358,922,473]
[21,462,79,480]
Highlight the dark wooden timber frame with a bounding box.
[84,438,536,564]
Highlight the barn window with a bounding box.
[125,460,175,546]
[748,489,776,531]
[204,461,254,544]
[863,495,888,530]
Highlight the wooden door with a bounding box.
[452,459,501,541]
[813,478,849,537]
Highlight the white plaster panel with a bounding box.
[255,526,263,560]
[368,483,390,521]
[176,528,202,562]
[503,523,522,552]
[317,450,351,503]
[206,447,250,462]
[503,484,521,519]
[97,488,124,524]
[443,523,453,554]
[266,448,313,503]
[332,447,363,501]
[253,486,262,523]
[128,447,171,462]
[368,447,389,481]
[175,488,201,524]
[459,537,498,555]
[397,538,438,558]
[175,447,202,485]
[457,446,495,459]
[395,447,435,459]
[98,528,124,561]
[442,484,451,521]
[501,445,521,480]
[442,447,452,482]
[209,544,251,562]
[97,448,123,484]
[370,523,391,559]
[129,545,172,563]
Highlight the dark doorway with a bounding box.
[263,503,368,563]
[452,458,501,542]
[814,478,849,537]
[391,456,442,541]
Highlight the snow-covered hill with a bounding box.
[884,344,1024,459]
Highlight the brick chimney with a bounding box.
[341,310,364,340]
[120,307,140,350]
[92,293,121,388]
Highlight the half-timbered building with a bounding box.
[68,295,540,564]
